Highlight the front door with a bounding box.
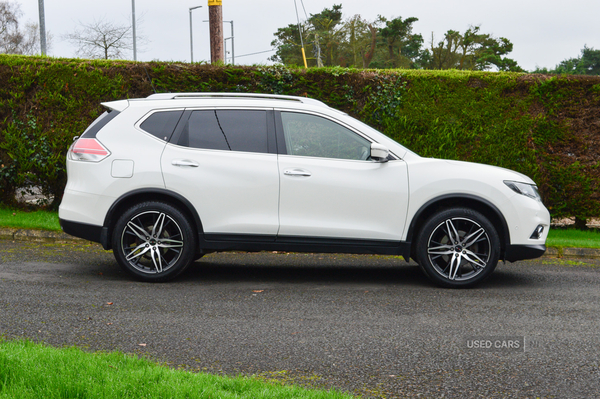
[276,111,409,241]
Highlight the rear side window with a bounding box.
[177,110,268,153]
[81,110,120,138]
[140,110,184,141]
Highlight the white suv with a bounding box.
[59,93,550,287]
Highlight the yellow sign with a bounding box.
[208,0,222,5]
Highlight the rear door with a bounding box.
[161,108,280,237]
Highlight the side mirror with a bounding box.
[370,142,389,163]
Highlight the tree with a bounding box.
[428,30,460,69]
[65,19,133,60]
[340,15,379,68]
[270,6,424,69]
[270,4,347,67]
[0,0,47,55]
[270,9,520,71]
[269,22,307,66]
[534,46,600,75]
[0,0,20,53]
[378,16,424,68]
[578,46,600,75]
[427,26,522,71]
[474,33,521,71]
[307,4,344,67]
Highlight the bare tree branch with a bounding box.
[0,1,51,55]
[0,1,23,54]
[64,19,134,60]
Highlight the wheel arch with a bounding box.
[406,194,510,260]
[101,188,203,250]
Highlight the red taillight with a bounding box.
[69,138,110,162]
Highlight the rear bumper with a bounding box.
[504,244,546,262]
[59,219,109,249]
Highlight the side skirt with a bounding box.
[200,234,412,261]
[58,219,412,261]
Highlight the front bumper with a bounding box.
[504,244,546,262]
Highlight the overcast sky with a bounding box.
[16,0,600,71]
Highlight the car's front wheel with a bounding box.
[111,202,197,282]
[416,208,500,288]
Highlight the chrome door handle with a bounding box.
[172,159,199,167]
[284,169,311,177]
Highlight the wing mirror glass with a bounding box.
[370,142,389,163]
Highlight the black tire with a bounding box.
[111,201,197,282]
[415,208,500,288]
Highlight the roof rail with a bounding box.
[145,92,329,108]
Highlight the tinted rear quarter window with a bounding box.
[140,110,184,141]
[81,110,120,138]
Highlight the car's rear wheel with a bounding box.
[111,202,197,282]
[416,208,499,288]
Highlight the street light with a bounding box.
[132,0,137,60]
[38,0,46,55]
[189,6,202,63]
[223,20,234,65]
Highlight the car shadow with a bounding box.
[183,262,533,289]
[88,252,534,289]
[180,253,432,287]
[480,267,537,288]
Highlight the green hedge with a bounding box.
[1,54,599,219]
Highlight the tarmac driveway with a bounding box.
[1,239,600,398]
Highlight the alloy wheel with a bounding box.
[426,217,492,282]
[120,210,185,275]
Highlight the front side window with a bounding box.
[280,112,371,160]
[178,110,268,153]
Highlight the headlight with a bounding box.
[504,181,542,202]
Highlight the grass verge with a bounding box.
[545,228,600,249]
[1,207,600,249]
[0,207,61,231]
[0,339,351,399]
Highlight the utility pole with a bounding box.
[132,0,137,61]
[37,0,47,55]
[293,0,307,68]
[189,6,202,63]
[208,0,223,63]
